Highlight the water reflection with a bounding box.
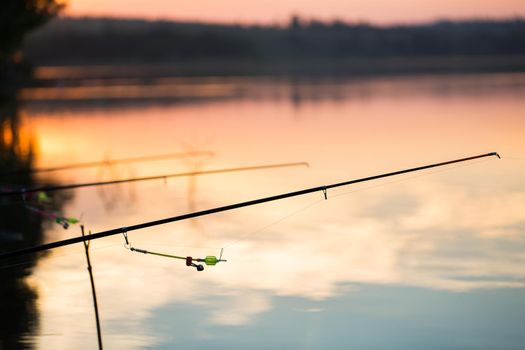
[0,94,70,349]
[95,159,137,213]
[14,73,525,349]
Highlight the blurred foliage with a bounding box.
[22,16,525,66]
[0,4,65,345]
[0,0,64,53]
[0,0,64,92]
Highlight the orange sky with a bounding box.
[63,0,525,24]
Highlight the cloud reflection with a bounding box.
[25,175,525,349]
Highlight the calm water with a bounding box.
[8,73,525,348]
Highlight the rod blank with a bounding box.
[0,151,214,177]
[0,162,309,196]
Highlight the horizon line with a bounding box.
[55,13,525,28]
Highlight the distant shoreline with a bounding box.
[24,17,525,78]
[32,55,525,83]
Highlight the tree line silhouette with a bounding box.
[24,16,525,67]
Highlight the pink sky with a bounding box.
[64,0,525,25]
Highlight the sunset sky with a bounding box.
[64,0,525,25]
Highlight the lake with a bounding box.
[3,72,525,349]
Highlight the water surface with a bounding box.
[8,73,525,349]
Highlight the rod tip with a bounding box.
[492,152,501,159]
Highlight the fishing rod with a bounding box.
[0,150,214,176]
[0,162,309,197]
[0,152,500,261]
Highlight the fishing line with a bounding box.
[127,241,221,251]
[222,157,493,251]
[222,197,324,249]
[121,231,226,271]
[331,157,493,200]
